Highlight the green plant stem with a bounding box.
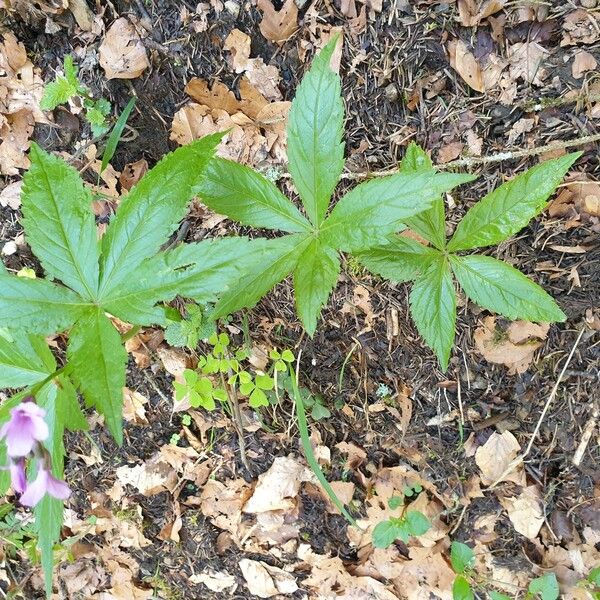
[121,325,141,343]
[290,363,357,526]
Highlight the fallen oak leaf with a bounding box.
[257,0,298,44]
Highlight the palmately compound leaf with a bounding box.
[400,143,447,250]
[98,133,222,298]
[287,37,344,226]
[0,275,89,335]
[450,541,476,574]
[357,234,441,283]
[0,330,55,388]
[22,143,100,299]
[450,255,566,322]
[447,153,581,252]
[197,158,312,233]
[67,309,127,444]
[528,573,559,600]
[101,237,260,326]
[409,256,456,370]
[322,171,475,252]
[452,575,474,600]
[293,238,341,335]
[210,234,312,321]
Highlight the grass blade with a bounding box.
[100,97,136,174]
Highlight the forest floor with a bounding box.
[1,0,600,599]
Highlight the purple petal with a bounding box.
[5,427,35,457]
[30,415,49,442]
[19,469,49,507]
[10,459,27,494]
[16,402,46,419]
[46,473,71,501]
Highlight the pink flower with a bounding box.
[9,458,27,494]
[0,401,49,457]
[19,467,71,507]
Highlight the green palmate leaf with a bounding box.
[211,234,312,320]
[98,133,222,297]
[0,331,55,388]
[528,573,559,600]
[0,275,89,334]
[448,153,581,252]
[293,239,340,335]
[68,309,127,444]
[450,541,476,574]
[102,237,260,325]
[322,171,474,252]
[409,256,456,370]
[22,143,100,299]
[287,38,345,226]
[197,158,312,233]
[452,576,474,600]
[400,143,446,250]
[450,255,565,322]
[357,234,440,283]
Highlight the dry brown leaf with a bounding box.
[0,181,22,209]
[458,0,506,26]
[119,159,148,191]
[550,175,600,220]
[257,0,298,44]
[448,39,485,92]
[500,484,544,539]
[122,388,148,425]
[437,141,464,163]
[68,0,94,31]
[190,570,236,592]
[185,78,242,114]
[507,42,548,85]
[244,456,315,513]
[562,9,600,46]
[572,50,598,79]
[239,559,298,598]
[475,430,524,486]
[99,18,149,80]
[200,478,252,536]
[0,109,34,174]
[474,316,549,374]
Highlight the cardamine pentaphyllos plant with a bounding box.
[196,38,475,335]
[357,143,580,369]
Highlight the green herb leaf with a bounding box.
[450,541,476,574]
[372,519,403,548]
[450,255,565,322]
[528,573,559,600]
[447,153,581,252]
[400,143,446,250]
[409,256,456,370]
[405,511,431,536]
[68,309,127,444]
[197,157,312,233]
[489,592,512,600]
[293,239,340,335]
[85,107,109,137]
[322,172,474,252]
[0,274,89,334]
[100,96,135,174]
[287,38,344,226]
[588,567,600,586]
[40,77,77,111]
[22,143,100,299]
[0,331,54,387]
[452,575,474,600]
[98,133,221,297]
[357,234,441,283]
[211,234,312,320]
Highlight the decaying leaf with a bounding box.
[562,9,600,46]
[474,316,550,374]
[447,39,485,93]
[189,570,236,592]
[239,559,298,598]
[99,18,150,80]
[257,0,298,44]
[572,50,597,79]
[500,484,544,539]
[458,0,506,27]
[475,430,524,486]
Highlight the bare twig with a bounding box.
[486,328,585,490]
[573,403,599,467]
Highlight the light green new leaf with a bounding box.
[197,158,311,233]
[22,143,100,299]
[293,239,340,335]
[0,274,89,334]
[357,234,440,283]
[287,38,345,226]
[448,153,581,252]
[400,143,446,250]
[450,255,565,322]
[68,309,127,444]
[0,331,55,388]
[409,256,456,370]
[98,133,222,297]
[528,573,559,600]
[452,576,474,600]
[450,541,475,574]
[102,237,261,325]
[322,171,474,252]
[211,234,312,320]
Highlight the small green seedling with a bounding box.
[358,143,580,370]
[41,55,111,137]
[527,573,559,600]
[165,302,215,350]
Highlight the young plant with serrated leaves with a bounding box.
[164,302,216,349]
[196,38,474,335]
[358,143,581,370]
[372,482,430,549]
[41,55,111,137]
